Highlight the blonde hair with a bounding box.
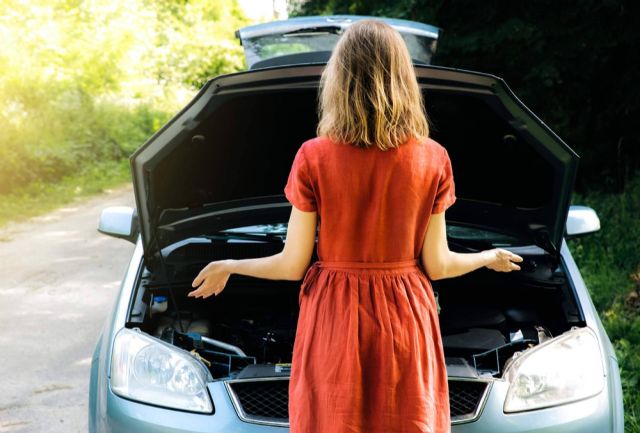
[317,19,430,150]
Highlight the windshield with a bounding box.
[242,30,437,69]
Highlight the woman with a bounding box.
[188,19,522,433]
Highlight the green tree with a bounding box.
[0,0,249,193]
[290,0,640,193]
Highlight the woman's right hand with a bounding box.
[485,248,523,272]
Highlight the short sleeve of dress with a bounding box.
[284,144,317,212]
[432,147,457,214]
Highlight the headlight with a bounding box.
[110,327,213,413]
[503,327,605,413]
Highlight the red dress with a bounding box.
[284,135,456,433]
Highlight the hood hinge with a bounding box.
[533,228,561,264]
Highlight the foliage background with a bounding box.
[290,0,640,193]
[0,0,248,195]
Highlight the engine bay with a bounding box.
[125,238,585,382]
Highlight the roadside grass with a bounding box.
[570,173,640,433]
[0,158,131,231]
[570,175,640,310]
[604,303,640,433]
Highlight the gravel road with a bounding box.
[0,184,136,433]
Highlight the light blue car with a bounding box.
[89,15,624,433]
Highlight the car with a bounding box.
[89,14,624,433]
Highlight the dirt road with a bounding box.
[0,184,136,433]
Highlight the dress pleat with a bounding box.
[289,262,451,433]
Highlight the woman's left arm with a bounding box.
[188,206,317,299]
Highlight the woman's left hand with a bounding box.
[188,260,232,299]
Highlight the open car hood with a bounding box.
[130,64,578,270]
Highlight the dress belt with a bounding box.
[299,258,422,297]
[314,258,421,269]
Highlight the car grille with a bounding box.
[227,379,289,423]
[448,380,490,421]
[225,378,490,426]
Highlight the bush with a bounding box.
[571,174,640,311]
[0,83,170,194]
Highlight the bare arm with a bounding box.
[420,211,523,281]
[188,205,317,298]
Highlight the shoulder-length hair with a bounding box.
[317,19,430,150]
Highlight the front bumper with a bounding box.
[101,381,285,432]
[93,373,618,433]
[452,379,613,433]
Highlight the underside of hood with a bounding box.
[130,64,578,270]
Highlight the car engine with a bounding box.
[128,241,583,382]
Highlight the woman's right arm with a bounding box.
[420,211,523,280]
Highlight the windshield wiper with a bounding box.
[282,26,342,37]
[201,231,285,243]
